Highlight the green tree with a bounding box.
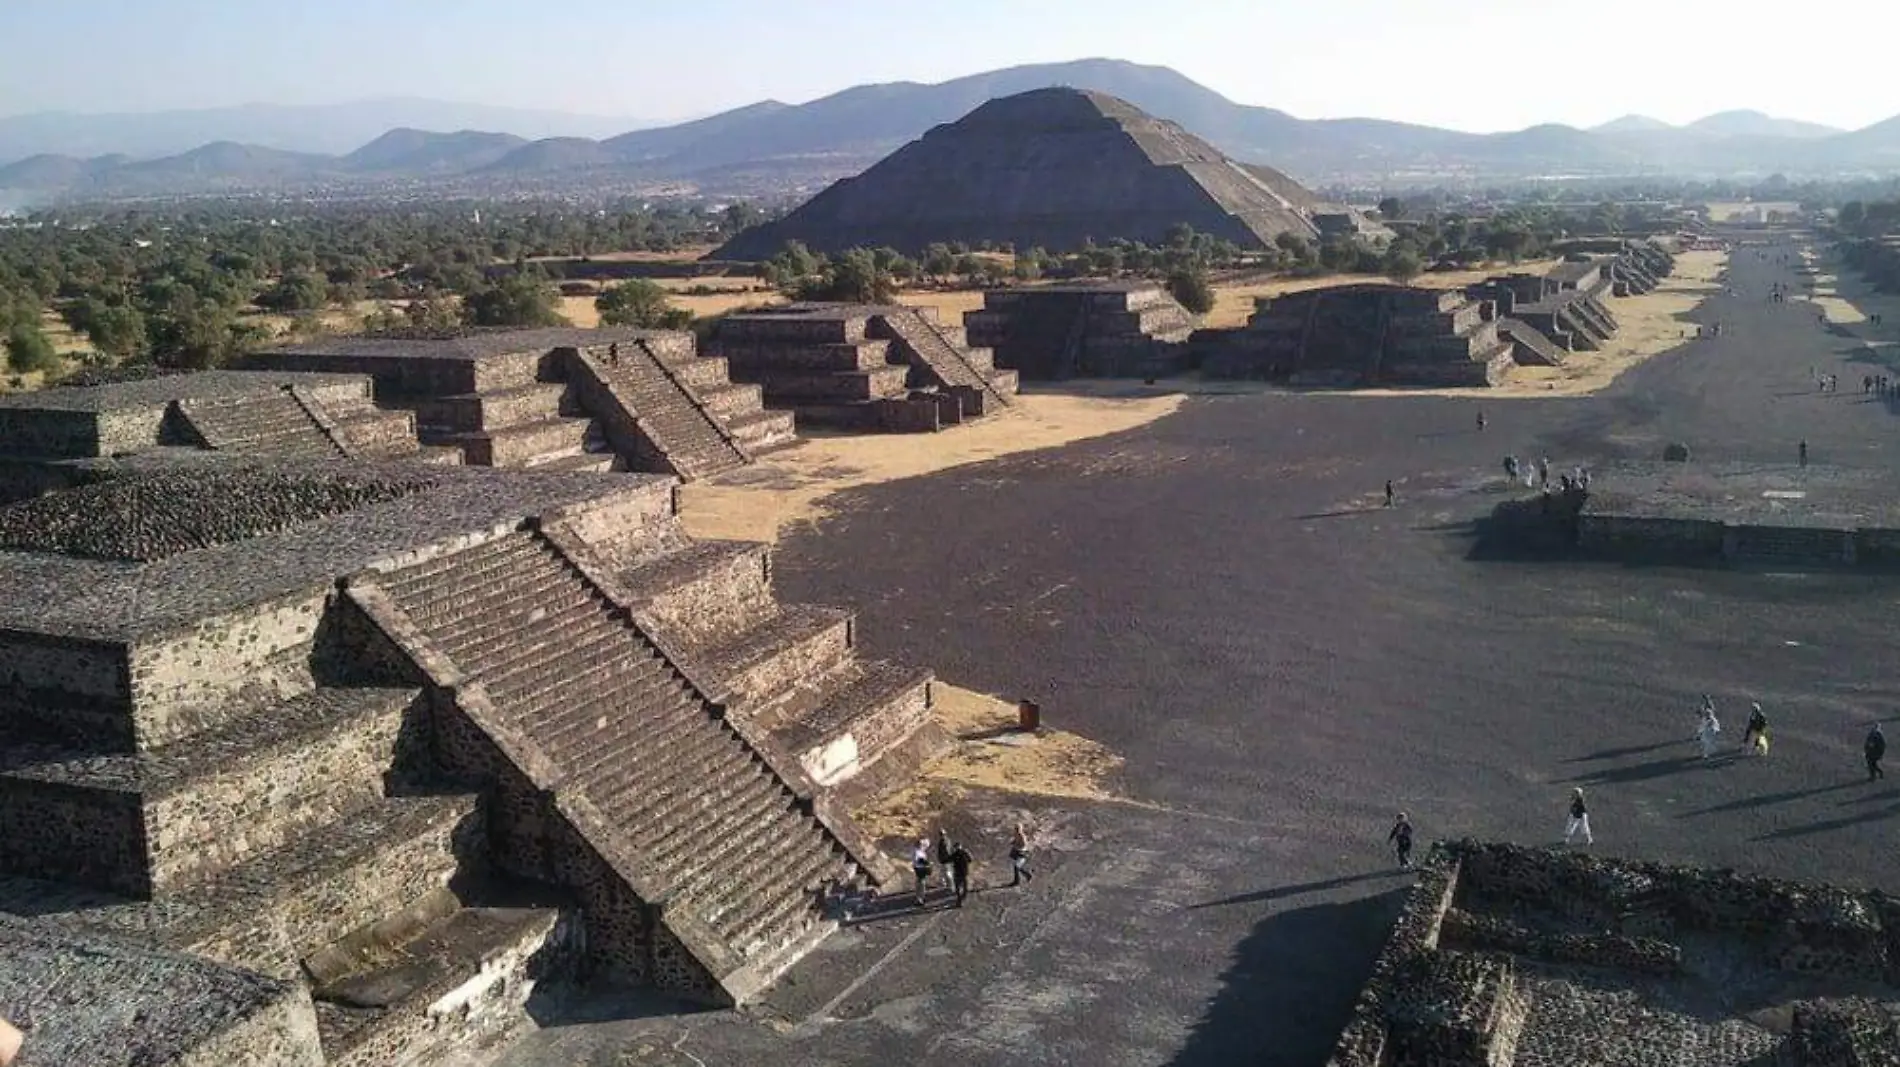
[1382,245,1425,284]
[1377,197,1406,220]
[461,273,567,327]
[4,320,59,374]
[1165,266,1214,316]
[795,249,897,304]
[82,302,146,359]
[256,271,330,312]
[596,279,691,329]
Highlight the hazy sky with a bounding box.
[2,0,1894,132]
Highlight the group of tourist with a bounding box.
[1502,454,1590,494]
[1382,699,1894,870]
[908,823,1033,908]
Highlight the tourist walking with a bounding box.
[1384,480,1395,508]
[1537,457,1550,487]
[936,827,955,892]
[1008,822,1034,886]
[1564,788,1593,845]
[1388,812,1415,870]
[912,837,934,906]
[1742,703,1769,756]
[1476,410,1486,433]
[1866,724,1887,781]
[1799,439,1809,468]
[1696,704,1722,760]
[949,841,973,907]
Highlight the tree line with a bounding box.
[0,200,758,376]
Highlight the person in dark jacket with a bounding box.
[936,828,955,892]
[1866,724,1887,781]
[911,838,933,906]
[1564,788,1593,845]
[949,842,974,906]
[1388,813,1415,870]
[1742,703,1769,756]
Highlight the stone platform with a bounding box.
[705,303,1018,432]
[962,281,1195,380]
[245,327,795,480]
[0,424,947,1063]
[1329,840,1900,1067]
[1201,284,1515,388]
[1576,463,1900,569]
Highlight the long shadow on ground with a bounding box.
[1169,887,1406,1067]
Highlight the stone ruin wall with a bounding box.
[1327,840,1900,1067]
[1577,508,1900,569]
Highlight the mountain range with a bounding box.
[3,59,1898,206]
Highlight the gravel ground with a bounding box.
[496,240,1900,1066]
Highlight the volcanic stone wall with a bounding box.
[1327,840,1900,1067]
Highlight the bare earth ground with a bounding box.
[491,233,1900,1066]
[678,392,1183,544]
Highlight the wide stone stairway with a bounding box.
[867,306,1019,415]
[572,339,753,480]
[247,329,797,480]
[353,528,874,1000]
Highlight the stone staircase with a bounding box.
[298,386,464,466]
[1498,318,1567,367]
[404,361,616,474]
[869,307,1018,414]
[571,340,751,481]
[177,390,347,461]
[632,333,799,457]
[608,534,940,799]
[354,529,875,1000]
[176,384,461,467]
[0,679,575,1066]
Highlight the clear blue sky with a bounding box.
[2,0,1892,131]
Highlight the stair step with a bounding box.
[698,605,853,707]
[779,660,934,759]
[314,904,576,1067]
[618,540,774,653]
[723,844,841,955]
[82,794,480,981]
[698,382,766,418]
[635,748,782,872]
[456,416,593,467]
[725,409,799,452]
[0,687,422,896]
[530,450,618,474]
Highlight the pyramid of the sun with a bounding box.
[715,87,1341,259]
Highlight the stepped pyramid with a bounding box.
[246,327,796,482]
[0,380,953,1064]
[715,87,1360,259]
[707,302,1020,431]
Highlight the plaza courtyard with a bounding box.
[475,241,1900,1066]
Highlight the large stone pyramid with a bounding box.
[715,87,1337,259]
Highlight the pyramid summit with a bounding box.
[715,87,1370,260]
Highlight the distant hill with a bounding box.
[1593,115,1673,134]
[0,98,655,163]
[344,128,529,173]
[2,59,1897,204]
[1685,110,1842,140]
